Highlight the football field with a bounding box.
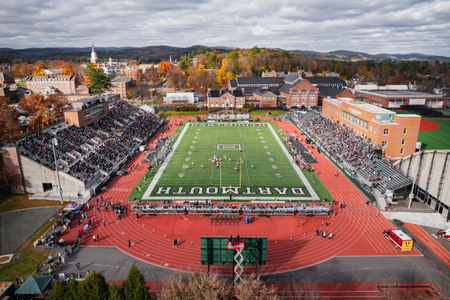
[142,122,319,201]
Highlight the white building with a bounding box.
[163,92,198,104]
[90,44,99,64]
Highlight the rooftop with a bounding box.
[360,90,445,98]
[111,76,133,83]
[349,101,394,114]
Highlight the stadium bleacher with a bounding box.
[15,100,161,184]
[298,115,412,195]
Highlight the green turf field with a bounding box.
[141,123,319,201]
[418,118,450,150]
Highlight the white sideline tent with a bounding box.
[140,105,155,114]
[163,92,197,104]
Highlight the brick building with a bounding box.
[64,96,111,127]
[208,75,321,109]
[278,78,319,108]
[318,86,355,105]
[322,98,421,159]
[122,67,143,83]
[0,73,15,84]
[25,74,78,95]
[207,90,245,108]
[110,76,135,99]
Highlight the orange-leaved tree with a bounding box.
[58,60,73,75]
[33,64,46,76]
[158,61,173,76]
[19,94,71,129]
[0,97,20,144]
[128,60,139,67]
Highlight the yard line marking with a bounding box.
[238,127,251,185]
[209,126,219,185]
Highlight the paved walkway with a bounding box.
[382,211,449,230]
[0,207,60,255]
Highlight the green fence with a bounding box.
[290,118,377,206]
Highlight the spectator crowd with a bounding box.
[16,100,162,185]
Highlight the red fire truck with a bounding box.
[383,229,414,251]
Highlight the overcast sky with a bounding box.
[1,0,449,56]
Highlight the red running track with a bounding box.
[404,222,450,269]
[59,116,421,276]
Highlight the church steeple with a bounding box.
[90,43,99,64]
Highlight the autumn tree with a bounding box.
[19,94,70,129]
[159,273,232,300]
[0,97,20,144]
[33,64,45,76]
[216,59,235,85]
[188,64,216,96]
[86,64,111,94]
[142,68,162,87]
[47,94,72,118]
[166,68,186,92]
[158,61,173,76]
[235,275,278,300]
[128,60,139,67]
[390,75,406,84]
[20,63,34,76]
[58,60,73,75]
[207,49,218,69]
[128,84,151,100]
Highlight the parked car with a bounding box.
[437,229,450,241]
[392,219,404,226]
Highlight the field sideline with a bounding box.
[140,122,321,201]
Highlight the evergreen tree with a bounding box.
[78,270,109,300]
[65,279,80,300]
[123,263,150,300]
[46,281,66,300]
[86,64,111,94]
[108,282,125,300]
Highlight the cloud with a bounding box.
[0,0,448,56]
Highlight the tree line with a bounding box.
[46,264,282,300]
[161,46,450,96]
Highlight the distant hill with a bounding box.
[1,45,448,63]
[0,45,225,63]
[292,49,450,61]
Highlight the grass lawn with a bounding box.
[418,118,450,150]
[131,121,328,202]
[0,216,57,283]
[250,110,287,117]
[0,194,63,214]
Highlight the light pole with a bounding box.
[52,138,64,205]
[247,247,260,276]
